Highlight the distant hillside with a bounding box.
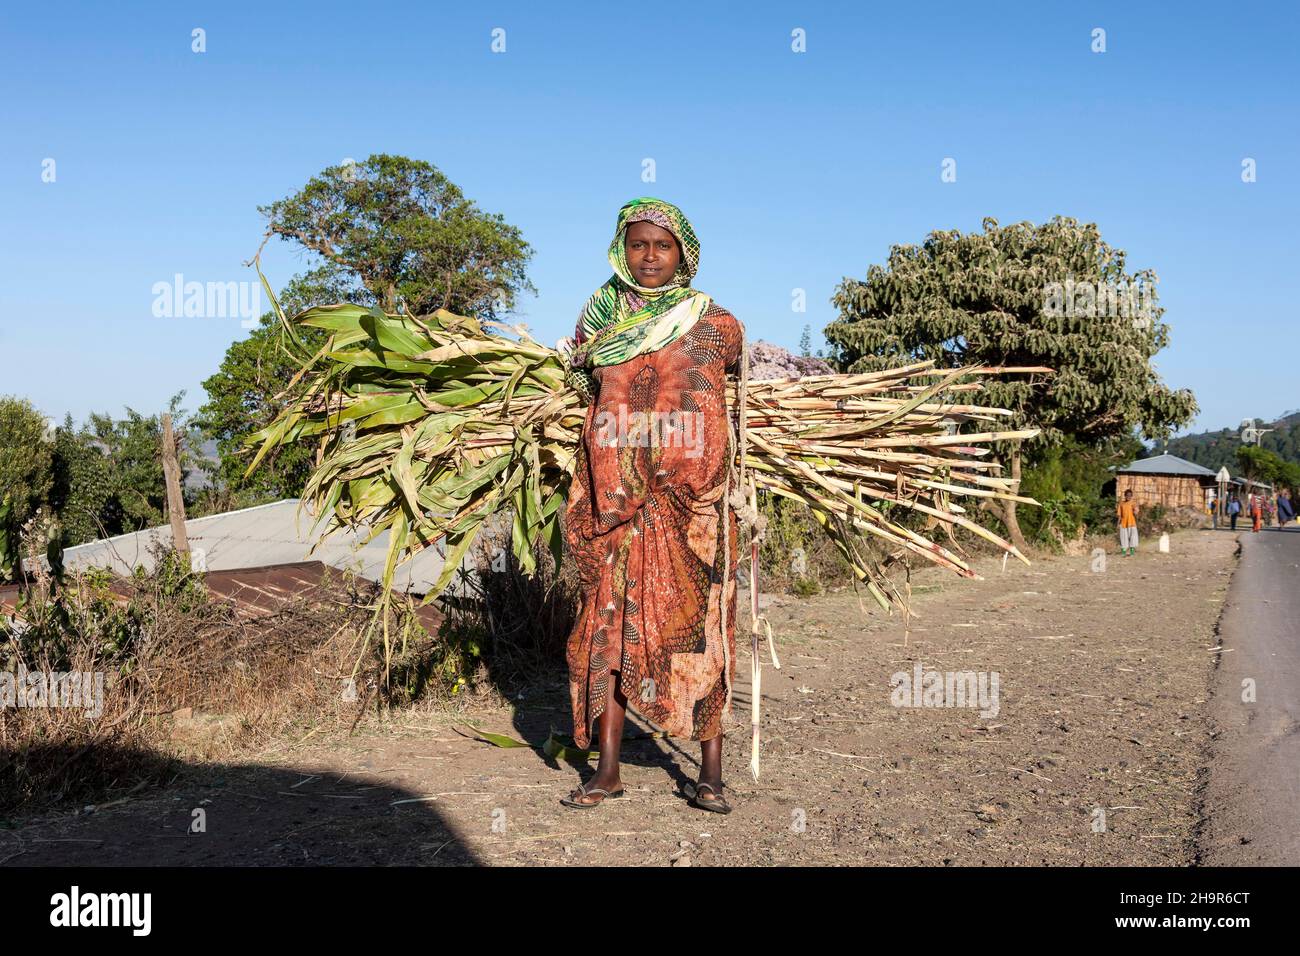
[185,438,220,492]
[1163,411,1300,471]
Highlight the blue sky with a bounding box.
[2,1,1296,433]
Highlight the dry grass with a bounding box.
[0,545,426,815]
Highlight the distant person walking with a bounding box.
[1117,489,1139,556]
[1278,489,1295,527]
[1228,494,1241,531]
[1250,493,1263,533]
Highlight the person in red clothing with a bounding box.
[1250,493,1263,533]
[560,198,742,813]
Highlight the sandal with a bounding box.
[560,782,625,809]
[685,781,732,814]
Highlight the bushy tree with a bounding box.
[1235,444,1300,492]
[77,393,200,536]
[0,396,54,530]
[196,155,536,505]
[47,412,114,545]
[1,395,203,568]
[0,493,16,582]
[825,216,1197,549]
[259,153,535,317]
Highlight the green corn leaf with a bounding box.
[461,725,531,748]
[361,308,434,357]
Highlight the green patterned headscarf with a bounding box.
[572,197,712,369]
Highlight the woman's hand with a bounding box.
[558,337,598,405]
[555,336,578,366]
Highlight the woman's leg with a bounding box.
[568,671,628,804]
[695,732,725,802]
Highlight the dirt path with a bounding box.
[1,530,1238,866]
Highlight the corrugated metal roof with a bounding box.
[1117,453,1218,478]
[203,561,443,633]
[2,561,443,634]
[56,499,462,593]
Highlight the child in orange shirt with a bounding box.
[1117,489,1139,556]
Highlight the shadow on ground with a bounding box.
[484,669,755,802]
[0,743,476,866]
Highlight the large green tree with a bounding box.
[197,155,535,503]
[259,153,535,317]
[825,216,1197,549]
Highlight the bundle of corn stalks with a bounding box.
[734,366,1040,607]
[244,276,1040,665]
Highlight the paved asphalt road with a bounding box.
[1201,528,1300,865]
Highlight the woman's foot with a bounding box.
[560,774,625,808]
[686,778,732,813]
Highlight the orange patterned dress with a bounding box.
[564,303,743,748]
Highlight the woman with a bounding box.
[559,197,743,813]
[1278,489,1296,527]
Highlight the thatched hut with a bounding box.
[1115,453,1218,509]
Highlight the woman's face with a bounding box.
[624,220,682,288]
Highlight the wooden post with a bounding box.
[161,414,189,555]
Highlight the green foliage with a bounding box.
[241,299,577,625]
[11,567,129,669]
[398,600,484,700]
[47,413,114,544]
[2,394,207,561]
[791,575,822,597]
[1017,435,1140,545]
[1137,503,1168,535]
[259,153,535,317]
[1234,444,1300,491]
[8,546,208,670]
[0,493,18,582]
[826,216,1197,448]
[52,397,201,549]
[0,396,55,534]
[1282,463,1300,493]
[757,491,855,592]
[76,394,200,537]
[1236,444,1278,483]
[194,270,350,506]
